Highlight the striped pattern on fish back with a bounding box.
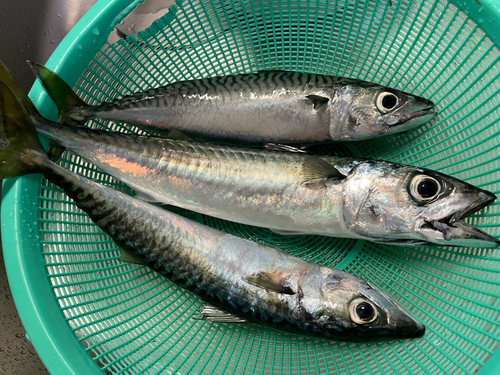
[40,157,235,292]
[101,71,346,111]
[48,125,309,188]
[37,123,344,233]
[40,158,316,329]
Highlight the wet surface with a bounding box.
[0,1,181,372]
[0,0,97,373]
[0,254,49,375]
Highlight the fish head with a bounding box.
[341,161,499,247]
[300,267,425,340]
[329,84,436,140]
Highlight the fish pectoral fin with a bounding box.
[193,304,247,323]
[245,272,297,295]
[305,95,329,110]
[117,243,146,265]
[264,143,307,153]
[301,156,345,189]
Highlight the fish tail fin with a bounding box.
[0,60,40,116]
[0,81,49,179]
[27,61,93,126]
[0,61,67,163]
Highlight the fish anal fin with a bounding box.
[117,243,146,265]
[245,271,297,295]
[305,95,329,110]
[269,229,308,236]
[165,129,194,142]
[264,143,307,153]
[193,304,247,323]
[301,156,345,189]
[133,190,161,203]
[47,142,66,162]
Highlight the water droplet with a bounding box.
[14,334,23,338]
[76,44,83,50]
[56,13,61,18]
[8,212,13,218]
[92,28,100,35]
[50,40,56,44]
[434,339,441,345]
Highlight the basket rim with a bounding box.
[2,0,500,374]
[1,0,145,373]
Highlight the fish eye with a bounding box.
[349,298,378,324]
[376,92,399,113]
[410,174,441,201]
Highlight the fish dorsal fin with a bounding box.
[193,304,247,323]
[305,95,329,110]
[245,271,297,295]
[264,143,307,153]
[301,156,345,189]
[117,243,146,265]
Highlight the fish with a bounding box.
[0,80,425,341]
[29,61,436,145]
[0,62,497,248]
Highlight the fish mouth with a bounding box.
[384,103,436,134]
[391,105,436,127]
[418,191,500,248]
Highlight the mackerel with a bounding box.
[0,80,425,341]
[30,62,436,144]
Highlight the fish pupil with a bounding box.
[417,179,438,198]
[356,303,374,320]
[382,94,397,109]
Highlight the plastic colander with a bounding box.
[2,0,500,373]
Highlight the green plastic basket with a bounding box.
[2,0,500,373]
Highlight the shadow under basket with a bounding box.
[2,0,500,373]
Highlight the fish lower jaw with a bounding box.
[417,217,500,248]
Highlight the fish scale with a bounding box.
[37,152,307,327]
[0,79,450,340]
[2,61,495,247]
[36,120,342,235]
[30,62,437,144]
[33,115,500,248]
